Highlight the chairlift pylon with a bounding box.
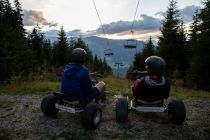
[115,61,123,66]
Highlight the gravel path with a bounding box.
[0,95,210,140]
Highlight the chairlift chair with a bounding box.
[104,49,114,56]
[124,39,137,48]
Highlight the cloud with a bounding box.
[180,5,200,22]
[155,5,200,23]
[155,11,166,17]
[87,14,162,36]
[133,14,162,31]
[23,10,57,27]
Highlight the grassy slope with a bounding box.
[0,76,210,98]
[0,81,60,95]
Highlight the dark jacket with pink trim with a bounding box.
[132,76,170,102]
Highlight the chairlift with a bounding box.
[104,49,114,56]
[124,39,137,48]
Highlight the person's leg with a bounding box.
[94,81,106,102]
[95,81,105,93]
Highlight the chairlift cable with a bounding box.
[92,0,109,46]
[130,0,141,39]
[124,0,141,49]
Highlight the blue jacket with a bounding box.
[61,64,93,102]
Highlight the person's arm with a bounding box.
[132,78,143,96]
[80,69,94,98]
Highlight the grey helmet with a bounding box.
[145,56,166,75]
[72,48,87,64]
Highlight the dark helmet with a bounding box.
[145,56,166,75]
[72,48,87,64]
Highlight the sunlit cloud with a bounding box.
[23,10,57,27]
[96,30,161,41]
[86,14,161,36]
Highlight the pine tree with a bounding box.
[102,57,112,74]
[28,27,45,69]
[157,0,187,79]
[187,0,210,90]
[0,0,12,81]
[43,39,53,70]
[0,0,35,81]
[93,55,99,71]
[140,36,155,69]
[142,37,154,56]
[176,21,189,80]
[133,52,142,71]
[127,53,141,80]
[53,26,70,67]
[14,0,25,33]
[188,10,200,49]
[92,56,112,75]
[69,37,75,47]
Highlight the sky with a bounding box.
[13,0,202,40]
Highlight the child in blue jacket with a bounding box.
[61,48,105,105]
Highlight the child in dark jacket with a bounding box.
[61,48,105,105]
[131,56,170,102]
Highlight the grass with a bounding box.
[171,85,210,99]
[0,76,210,99]
[103,75,132,96]
[0,80,60,95]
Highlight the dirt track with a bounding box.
[0,94,210,140]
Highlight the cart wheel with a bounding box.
[41,95,59,116]
[81,102,102,129]
[168,99,186,124]
[116,98,128,122]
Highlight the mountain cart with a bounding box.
[116,70,186,124]
[41,73,104,129]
